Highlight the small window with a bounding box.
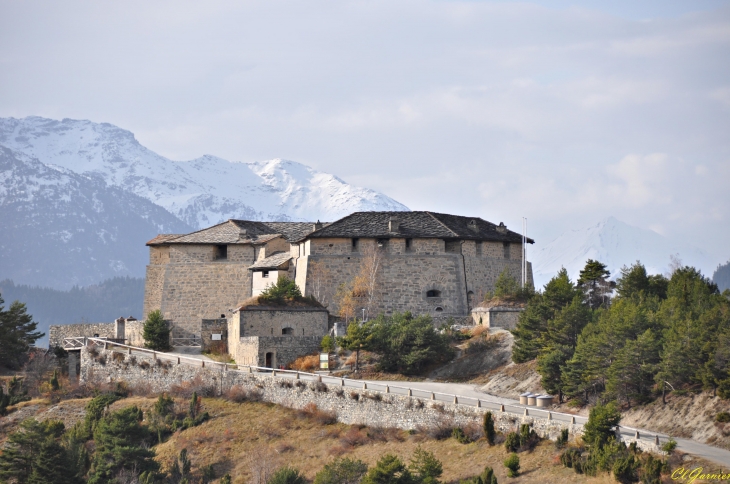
[405,238,413,251]
[282,327,294,335]
[476,241,483,256]
[351,238,359,251]
[262,270,269,278]
[503,242,510,259]
[377,238,388,249]
[215,244,228,260]
[427,290,441,298]
[220,314,225,318]
[435,307,443,312]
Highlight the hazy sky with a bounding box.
[1,0,729,263]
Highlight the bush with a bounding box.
[503,453,520,477]
[321,334,335,353]
[142,309,171,351]
[314,457,369,484]
[504,432,520,452]
[225,385,263,403]
[290,354,320,372]
[716,411,730,423]
[483,412,496,446]
[560,448,582,469]
[612,455,639,484]
[298,403,337,425]
[362,454,413,484]
[409,447,443,484]
[268,466,306,484]
[556,428,569,448]
[583,402,621,449]
[259,276,304,304]
[661,438,677,454]
[452,427,471,444]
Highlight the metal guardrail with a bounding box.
[81,337,668,449]
[171,337,202,348]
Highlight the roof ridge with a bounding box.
[425,211,459,237]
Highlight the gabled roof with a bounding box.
[248,252,293,270]
[146,220,320,246]
[298,211,533,244]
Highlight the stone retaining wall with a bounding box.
[49,323,115,348]
[79,345,660,454]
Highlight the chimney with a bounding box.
[496,222,507,234]
[313,220,323,231]
[468,219,478,232]
[389,216,400,232]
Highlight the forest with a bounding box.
[511,260,730,407]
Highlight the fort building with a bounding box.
[143,211,534,343]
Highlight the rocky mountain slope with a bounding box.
[0,116,409,230]
[0,116,409,288]
[0,146,192,288]
[532,216,717,287]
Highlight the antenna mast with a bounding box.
[522,217,527,288]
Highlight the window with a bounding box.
[282,327,294,335]
[427,290,441,298]
[405,238,413,252]
[435,307,443,312]
[476,241,482,256]
[351,238,359,251]
[215,244,228,260]
[503,242,510,259]
[377,238,388,249]
[262,270,269,278]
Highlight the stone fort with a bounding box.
[143,211,534,342]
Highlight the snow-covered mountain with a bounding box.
[0,146,193,289]
[0,116,409,229]
[532,217,718,288]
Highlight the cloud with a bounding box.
[0,0,728,260]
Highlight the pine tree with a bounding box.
[577,259,615,309]
[408,447,442,484]
[142,309,171,351]
[27,439,82,484]
[362,454,414,484]
[606,330,661,408]
[0,293,44,369]
[87,406,159,483]
[483,412,496,446]
[0,418,66,483]
[583,402,621,449]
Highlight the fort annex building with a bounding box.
[143,211,535,341]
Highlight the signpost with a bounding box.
[320,352,329,370]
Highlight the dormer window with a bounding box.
[262,270,270,278]
[427,290,441,298]
[215,245,227,260]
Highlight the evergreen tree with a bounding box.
[268,466,307,484]
[0,293,44,369]
[512,269,579,363]
[142,309,171,351]
[606,330,661,408]
[314,457,368,484]
[27,438,82,484]
[577,260,615,309]
[583,402,621,449]
[259,275,304,304]
[362,454,415,484]
[483,412,496,446]
[537,345,573,403]
[338,319,371,371]
[87,406,159,483]
[409,447,442,484]
[0,418,66,483]
[615,262,668,301]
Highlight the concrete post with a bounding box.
[318,375,322,383]
[453,396,458,404]
[248,366,253,373]
[273,370,277,377]
[571,416,576,424]
[296,372,300,380]
[524,408,529,416]
[363,382,367,390]
[430,393,435,400]
[476,400,481,408]
[655,435,659,445]
[500,404,505,412]
[341,378,345,386]
[202,360,205,368]
[385,385,390,393]
[635,431,640,440]
[128,348,132,355]
[177,357,181,364]
[408,389,412,397]
[547,412,552,421]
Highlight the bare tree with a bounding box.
[246,446,280,484]
[356,243,383,317]
[308,262,333,307]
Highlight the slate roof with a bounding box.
[298,211,534,244]
[248,252,293,270]
[146,220,320,246]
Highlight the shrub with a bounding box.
[225,385,263,403]
[716,411,730,423]
[278,380,294,389]
[503,453,520,477]
[556,428,569,449]
[452,427,471,444]
[409,447,443,484]
[612,455,639,484]
[661,438,677,454]
[314,457,368,484]
[560,448,583,469]
[583,402,621,449]
[504,432,520,452]
[349,391,360,401]
[362,454,413,484]
[483,412,496,446]
[142,309,171,351]
[298,403,337,425]
[268,466,306,484]
[291,354,320,372]
[311,381,329,393]
[339,428,369,447]
[259,276,304,304]
[418,417,454,440]
[518,423,539,451]
[462,421,484,442]
[321,334,335,353]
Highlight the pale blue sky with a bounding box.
[1,0,729,265]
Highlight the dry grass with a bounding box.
[152,398,625,484]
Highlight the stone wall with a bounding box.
[231,336,322,367]
[49,323,115,348]
[78,345,661,454]
[471,307,524,330]
[201,318,228,352]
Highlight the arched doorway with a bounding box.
[265,352,273,368]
